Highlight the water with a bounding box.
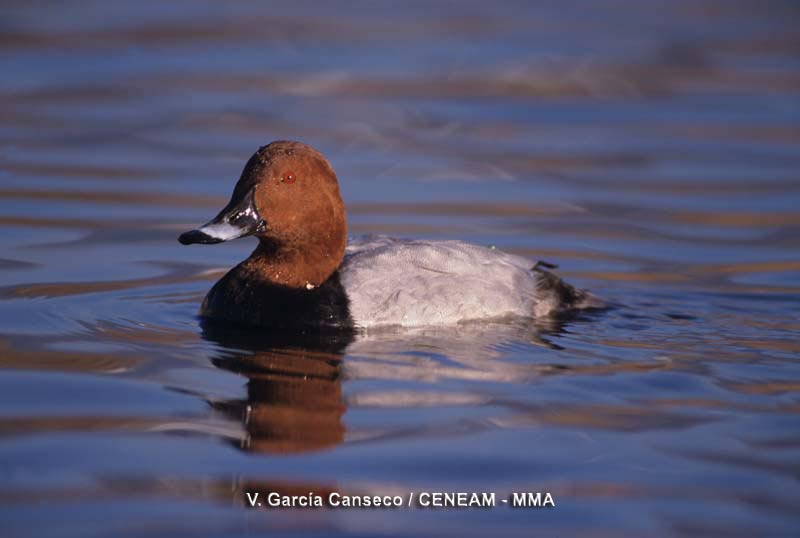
[1,1,799,536]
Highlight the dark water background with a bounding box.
[1,1,799,536]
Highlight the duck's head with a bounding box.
[179,141,347,287]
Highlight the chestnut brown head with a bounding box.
[179,141,347,286]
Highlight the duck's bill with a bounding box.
[178,188,265,245]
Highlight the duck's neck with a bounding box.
[242,238,344,289]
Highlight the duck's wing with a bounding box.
[340,238,538,328]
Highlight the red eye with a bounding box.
[284,172,296,184]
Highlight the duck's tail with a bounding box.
[531,261,604,318]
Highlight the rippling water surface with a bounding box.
[1,1,799,536]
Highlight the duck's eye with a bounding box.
[283,172,296,184]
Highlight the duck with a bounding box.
[179,140,600,330]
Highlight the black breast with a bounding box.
[200,266,354,332]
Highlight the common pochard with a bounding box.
[179,141,600,330]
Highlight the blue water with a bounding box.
[1,1,799,536]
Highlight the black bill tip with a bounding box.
[178,229,224,245]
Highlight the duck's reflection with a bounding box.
[201,320,353,454]
[200,314,597,456]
